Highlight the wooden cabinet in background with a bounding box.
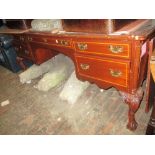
[4,19,32,30]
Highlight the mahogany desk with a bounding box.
[1,19,155,131]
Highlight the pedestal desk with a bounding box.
[1,19,155,131]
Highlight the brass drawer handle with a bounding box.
[109,69,122,77]
[15,47,19,51]
[109,45,123,53]
[80,64,90,70]
[77,43,88,50]
[20,37,24,41]
[25,50,29,54]
[60,40,69,46]
[28,37,32,41]
[55,40,69,46]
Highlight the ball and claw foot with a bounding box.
[127,120,138,131]
[120,87,143,131]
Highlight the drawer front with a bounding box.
[27,36,72,48]
[75,55,129,87]
[75,42,130,58]
[13,35,26,42]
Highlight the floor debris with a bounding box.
[36,54,74,91]
[26,80,31,84]
[19,58,55,84]
[1,100,10,107]
[59,71,90,104]
[57,117,62,122]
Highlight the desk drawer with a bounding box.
[27,36,72,48]
[75,55,129,87]
[27,36,49,43]
[75,42,130,58]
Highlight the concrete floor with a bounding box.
[0,65,151,134]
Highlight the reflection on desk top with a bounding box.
[0,28,30,34]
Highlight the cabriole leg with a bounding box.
[120,87,144,131]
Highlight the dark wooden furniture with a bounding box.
[62,19,136,33]
[1,19,155,131]
[146,100,155,134]
[0,20,34,69]
[12,34,56,65]
[0,20,55,66]
[4,19,32,30]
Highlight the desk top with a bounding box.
[0,19,155,41]
[27,20,155,41]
